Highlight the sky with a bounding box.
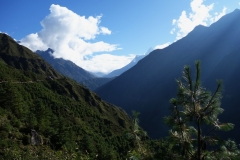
[0,0,240,74]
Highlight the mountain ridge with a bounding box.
[36,48,96,82]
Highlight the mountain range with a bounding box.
[96,9,240,141]
[36,49,117,90]
[36,48,145,90]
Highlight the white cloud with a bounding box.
[20,4,133,74]
[154,42,171,50]
[171,0,227,40]
[100,27,111,35]
[144,47,154,55]
[172,19,177,25]
[210,7,227,24]
[21,33,48,50]
[82,54,135,73]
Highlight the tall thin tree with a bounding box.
[164,61,239,160]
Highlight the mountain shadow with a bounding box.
[96,9,240,141]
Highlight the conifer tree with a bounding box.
[164,61,239,160]
[127,111,147,158]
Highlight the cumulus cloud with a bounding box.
[154,42,171,50]
[20,4,133,74]
[82,54,135,74]
[21,33,48,50]
[171,0,227,40]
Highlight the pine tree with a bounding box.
[164,61,239,160]
[126,111,147,158]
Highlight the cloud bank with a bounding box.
[20,4,134,74]
[171,0,227,40]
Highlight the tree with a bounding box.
[126,111,148,159]
[164,61,239,160]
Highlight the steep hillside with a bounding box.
[0,34,61,80]
[96,9,240,140]
[0,33,135,159]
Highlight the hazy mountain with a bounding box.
[84,53,147,90]
[105,54,147,78]
[90,71,107,77]
[36,49,96,82]
[96,9,240,141]
[0,33,135,159]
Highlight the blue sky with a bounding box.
[1,0,240,74]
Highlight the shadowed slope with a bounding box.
[96,9,240,139]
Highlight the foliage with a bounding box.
[164,61,240,160]
[126,111,154,159]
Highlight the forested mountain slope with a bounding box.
[0,33,134,159]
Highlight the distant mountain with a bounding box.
[85,53,147,90]
[35,49,117,90]
[104,54,146,78]
[36,49,96,82]
[96,9,240,141]
[0,33,135,159]
[80,53,146,90]
[90,71,107,77]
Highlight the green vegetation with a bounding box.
[126,111,147,159]
[124,61,240,160]
[164,61,240,160]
